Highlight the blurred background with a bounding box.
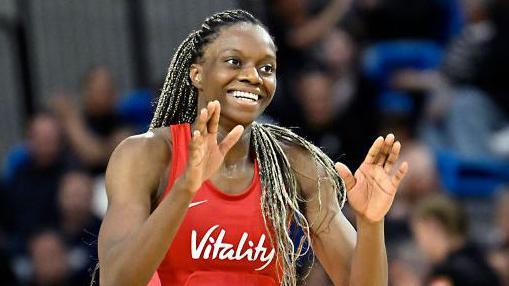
[0,0,508,285]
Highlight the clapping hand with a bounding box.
[335,134,408,223]
[179,101,244,194]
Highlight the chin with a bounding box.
[221,110,262,127]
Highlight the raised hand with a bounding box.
[179,100,244,194]
[335,134,408,223]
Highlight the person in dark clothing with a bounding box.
[430,243,501,286]
[28,230,81,286]
[4,113,69,255]
[57,171,101,285]
[261,0,352,126]
[293,66,376,167]
[411,195,500,286]
[50,66,132,175]
[475,0,509,116]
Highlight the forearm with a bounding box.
[63,116,109,165]
[289,0,350,48]
[349,216,387,286]
[101,181,193,286]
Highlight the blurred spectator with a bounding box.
[28,230,74,286]
[292,66,369,165]
[293,28,378,167]
[316,28,357,124]
[317,28,379,167]
[377,107,439,248]
[387,0,509,159]
[397,143,439,207]
[489,248,509,286]
[488,189,509,286]
[50,66,132,175]
[263,0,352,125]
[493,189,509,248]
[476,0,509,158]
[388,241,423,286]
[387,114,439,219]
[266,0,351,60]
[267,0,351,49]
[294,68,344,160]
[57,171,101,285]
[3,112,68,255]
[411,195,500,286]
[380,107,439,284]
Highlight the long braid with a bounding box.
[150,10,263,128]
[150,10,346,286]
[251,123,346,285]
[150,32,198,127]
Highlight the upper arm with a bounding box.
[284,144,356,285]
[98,131,170,264]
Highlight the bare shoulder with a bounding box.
[278,140,329,198]
[279,140,315,169]
[105,127,172,200]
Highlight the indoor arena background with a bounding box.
[0,0,508,285]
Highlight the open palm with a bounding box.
[182,101,244,193]
[336,134,408,223]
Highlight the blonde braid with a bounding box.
[251,123,346,286]
[151,10,347,286]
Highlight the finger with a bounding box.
[364,136,384,164]
[218,125,244,155]
[206,100,215,120]
[207,100,220,134]
[204,102,215,131]
[377,134,395,166]
[195,108,208,136]
[384,140,401,173]
[334,162,356,191]
[188,130,204,167]
[391,161,409,188]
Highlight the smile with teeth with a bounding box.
[228,90,259,102]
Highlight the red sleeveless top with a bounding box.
[147,124,281,286]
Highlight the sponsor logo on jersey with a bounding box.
[191,224,275,271]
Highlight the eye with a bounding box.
[259,64,274,75]
[225,58,241,66]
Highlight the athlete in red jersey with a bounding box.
[98,9,408,286]
[154,123,280,285]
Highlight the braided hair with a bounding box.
[150,9,346,286]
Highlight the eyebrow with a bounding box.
[219,48,276,61]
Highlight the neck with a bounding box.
[217,119,253,167]
[193,97,255,167]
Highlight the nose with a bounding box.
[238,66,262,85]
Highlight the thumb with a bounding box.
[218,125,244,155]
[335,162,356,191]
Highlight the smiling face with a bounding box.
[190,23,277,127]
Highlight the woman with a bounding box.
[98,9,408,286]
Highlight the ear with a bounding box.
[189,63,203,90]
